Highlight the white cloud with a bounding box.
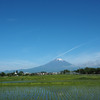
[64,52,100,65]
[0,60,38,71]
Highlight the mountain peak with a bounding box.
[55,58,64,61]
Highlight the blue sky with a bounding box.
[0,0,100,71]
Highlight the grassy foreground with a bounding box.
[0,74,100,86]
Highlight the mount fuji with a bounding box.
[2,58,77,73]
[19,58,76,73]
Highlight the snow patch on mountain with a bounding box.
[56,58,64,61]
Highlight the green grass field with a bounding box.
[0,75,100,100]
[0,74,100,86]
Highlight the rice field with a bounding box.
[0,75,100,100]
[0,86,100,100]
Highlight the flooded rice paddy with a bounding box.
[0,85,100,100]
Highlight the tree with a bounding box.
[84,67,96,74]
[7,72,13,76]
[6,72,15,76]
[16,70,18,74]
[96,68,100,74]
[18,71,24,76]
[0,72,6,76]
[75,68,85,74]
[60,69,70,74]
[74,67,100,74]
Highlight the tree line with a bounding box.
[0,71,24,77]
[0,67,100,76]
[60,67,100,74]
[74,67,100,74]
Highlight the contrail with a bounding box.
[53,44,84,60]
